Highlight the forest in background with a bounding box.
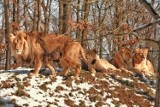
[1,0,160,106]
[0,0,160,69]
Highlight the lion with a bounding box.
[37,33,88,79]
[112,47,133,70]
[132,48,155,77]
[9,30,57,77]
[37,33,73,54]
[85,49,116,74]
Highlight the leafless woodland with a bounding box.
[1,0,160,106]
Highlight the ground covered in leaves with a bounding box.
[0,68,156,107]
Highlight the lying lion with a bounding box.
[86,49,116,74]
[10,30,57,77]
[38,33,88,79]
[132,48,156,77]
[112,47,133,70]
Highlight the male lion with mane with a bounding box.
[10,30,57,77]
[38,33,88,80]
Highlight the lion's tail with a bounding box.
[80,46,87,64]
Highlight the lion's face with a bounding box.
[134,48,148,61]
[10,32,27,55]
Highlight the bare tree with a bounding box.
[23,0,28,31]
[139,0,160,20]
[81,0,90,48]
[37,0,41,31]
[4,0,11,70]
[41,0,52,33]
[62,0,71,34]
[59,0,63,34]
[33,0,37,31]
[76,0,81,40]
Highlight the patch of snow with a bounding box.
[122,78,133,82]
[0,67,156,107]
[105,98,115,107]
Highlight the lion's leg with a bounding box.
[73,64,81,80]
[33,58,43,76]
[88,65,96,76]
[59,57,70,77]
[62,67,70,76]
[67,59,81,79]
[45,62,56,77]
[65,59,81,79]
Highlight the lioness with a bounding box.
[112,47,133,69]
[86,49,116,74]
[10,30,57,77]
[38,33,88,79]
[132,48,155,76]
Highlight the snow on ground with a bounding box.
[0,67,156,107]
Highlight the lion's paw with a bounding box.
[49,74,56,78]
[71,76,80,80]
[29,73,39,77]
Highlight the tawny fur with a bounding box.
[38,33,73,54]
[112,47,133,69]
[38,34,87,79]
[10,30,56,77]
[86,49,116,74]
[132,48,155,76]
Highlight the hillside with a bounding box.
[0,68,156,107]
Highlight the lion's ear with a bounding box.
[144,48,148,53]
[9,34,15,43]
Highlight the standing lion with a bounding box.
[38,33,88,79]
[9,30,57,77]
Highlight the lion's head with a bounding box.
[134,48,148,61]
[86,49,99,65]
[10,31,29,55]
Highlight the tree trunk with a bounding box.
[59,0,63,34]
[98,2,102,58]
[23,0,28,31]
[4,0,11,70]
[37,0,41,32]
[76,0,81,40]
[33,0,37,31]
[12,0,16,22]
[155,42,160,107]
[81,0,90,48]
[16,0,20,22]
[12,0,19,22]
[62,0,71,34]
[42,0,52,33]
[114,0,124,50]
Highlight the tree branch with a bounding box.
[139,0,160,20]
[133,18,160,32]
